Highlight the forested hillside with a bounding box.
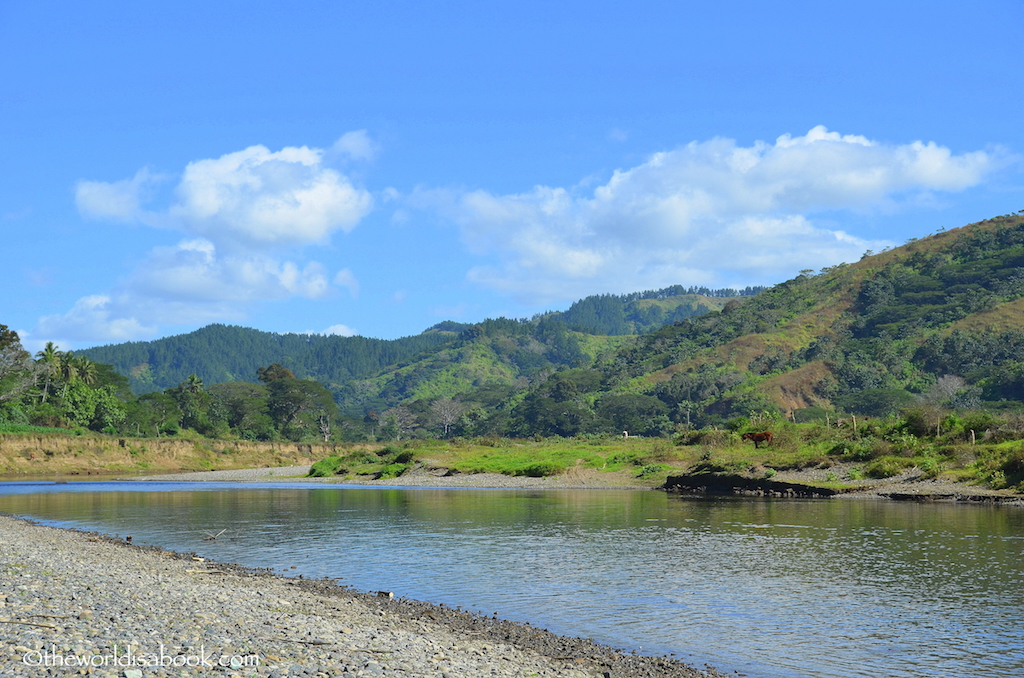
[479,211,1024,438]
[556,285,763,335]
[80,324,453,394]
[78,286,752,395]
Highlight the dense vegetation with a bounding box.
[303,409,1024,492]
[0,286,752,443]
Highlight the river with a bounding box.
[0,481,1021,678]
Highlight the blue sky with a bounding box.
[3,1,1022,351]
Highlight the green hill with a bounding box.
[80,324,453,394]
[79,286,749,398]
[483,211,1024,437]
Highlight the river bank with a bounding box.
[3,430,1021,502]
[129,464,1024,503]
[0,514,720,677]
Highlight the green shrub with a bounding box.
[726,416,750,432]
[837,437,890,462]
[997,448,1024,488]
[606,452,643,468]
[677,427,732,447]
[392,450,415,464]
[377,463,409,479]
[516,461,564,477]
[903,406,945,438]
[864,456,914,478]
[636,464,666,478]
[309,456,345,477]
[646,441,673,461]
[917,455,944,479]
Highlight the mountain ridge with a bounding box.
[80,286,755,397]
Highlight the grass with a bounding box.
[302,417,1024,493]
[0,423,78,435]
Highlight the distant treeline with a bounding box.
[619,285,766,300]
[431,285,764,338]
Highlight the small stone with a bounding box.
[125,670,143,678]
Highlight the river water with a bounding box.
[0,481,1021,678]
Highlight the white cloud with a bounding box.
[130,239,332,302]
[35,295,159,345]
[75,168,162,222]
[168,144,373,251]
[330,130,379,162]
[333,268,360,298]
[47,137,378,344]
[75,140,374,250]
[36,239,339,344]
[444,126,1000,301]
[322,324,357,337]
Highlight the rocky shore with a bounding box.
[0,515,722,677]
[133,466,652,490]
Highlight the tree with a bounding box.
[258,363,296,383]
[0,325,35,403]
[380,405,416,440]
[135,392,183,436]
[208,382,274,439]
[34,341,63,403]
[429,398,463,438]
[72,355,98,386]
[596,394,670,436]
[509,393,595,437]
[55,351,84,398]
[167,374,214,433]
[62,382,126,431]
[268,378,337,440]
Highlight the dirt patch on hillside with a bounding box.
[756,361,833,414]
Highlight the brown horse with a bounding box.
[741,431,773,448]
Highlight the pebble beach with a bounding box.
[132,465,650,490]
[0,515,722,677]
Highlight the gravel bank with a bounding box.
[134,466,653,491]
[0,516,721,677]
[133,465,1024,502]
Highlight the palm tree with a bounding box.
[184,373,204,394]
[73,355,98,386]
[56,352,97,398]
[57,352,79,398]
[34,342,63,403]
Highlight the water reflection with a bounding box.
[0,481,1021,678]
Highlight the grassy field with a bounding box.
[5,414,1022,493]
[306,417,1024,493]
